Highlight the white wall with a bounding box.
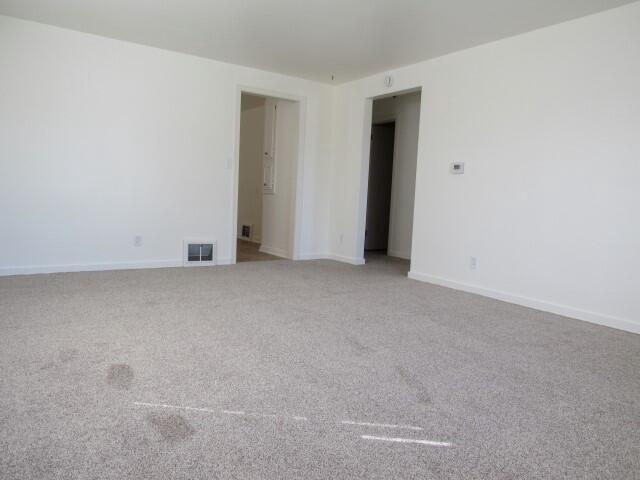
[2,6,639,334]
[329,3,640,333]
[238,94,265,242]
[260,99,300,258]
[0,15,334,273]
[372,92,421,259]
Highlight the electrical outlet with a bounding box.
[470,256,478,270]
[134,235,142,247]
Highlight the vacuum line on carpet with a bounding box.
[341,420,423,431]
[134,401,304,422]
[247,412,277,419]
[361,435,452,447]
[133,402,430,435]
[133,401,217,414]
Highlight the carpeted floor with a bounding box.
[0,256,638,479]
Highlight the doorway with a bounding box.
[234,91,302,263]
[363,90,421,263]
[365,122,395,254]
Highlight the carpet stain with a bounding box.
[40,361,56,370]
[417,392,433,406]
[106,363,134,390]
[58,348,78,363]
[395,365,413,384]
[396,365,432,406]
[345,335,375,355]
[40,349,78,370]
[147,413,195,442]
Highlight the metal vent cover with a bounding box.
[183,239,217,267]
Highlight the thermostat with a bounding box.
[450,162,465,174]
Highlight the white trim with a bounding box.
[387,250,411,260]
[297,253,366,265]
[0,258,234,277]
[291,98,307,263]
[258,245,289,259]
[407,271,640,335]
[355,98,374,260]
[329,254,366,265]
[0,260,181,276]
[0,253,367,276]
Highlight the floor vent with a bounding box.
[183,239,217,267]
[241,224,252,240]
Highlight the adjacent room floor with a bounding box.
[1,257,638,479]
[236,239,280,263]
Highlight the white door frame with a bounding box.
[230,85,307,264]
[356,87,421,263]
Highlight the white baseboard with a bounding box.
[237,236,261,244]
[407,271,640,335]
[297,253,365,265]
[329,254,365,265]
[0,259,182,276]
[0,257,234,276]
[258,245,290,259]
[387,250,411,260]
[296,253,326,261]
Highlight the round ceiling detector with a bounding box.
[384,75,394,88]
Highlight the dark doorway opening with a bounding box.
[365,121,395,255]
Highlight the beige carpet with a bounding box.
[0,256,638,479]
